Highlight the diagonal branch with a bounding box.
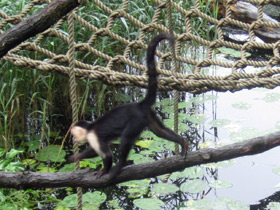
[0,131,280,189]
[0,0,79,59]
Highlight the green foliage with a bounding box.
[35,145,66,163]
[0,148,25,172]
[218,47,251,58]
[119,179,150,198]
[56,191,106,209]
[2,0,280,209]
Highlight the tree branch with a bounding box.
[0,131,280,189]
[0,0,79,59]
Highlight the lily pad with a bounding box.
[151,183,179,194]
[209,119,231,127]
[209,180,233,189]
[232,102,251,110]
[263,92,280,102]
[83,191,106,204]
[267,202,280,210]
[180,179,206,193]
[133,198,164,210]
[273,167,280,175]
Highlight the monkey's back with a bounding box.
[93,103,149,142]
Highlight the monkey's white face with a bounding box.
[71,126,88,144]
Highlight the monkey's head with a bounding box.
[71,121,91,144]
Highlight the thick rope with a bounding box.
[163,0,180,183]
[68,10,83,210]
[3,0,280,94]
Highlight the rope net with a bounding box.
[1,0,280,93]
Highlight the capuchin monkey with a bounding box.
[69,33,188,180]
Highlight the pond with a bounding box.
[205,87,280,209]
[57,49,280,210]
[94,85,280,210]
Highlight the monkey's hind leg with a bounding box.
[148,111,188,158]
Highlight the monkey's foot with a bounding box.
[180,140,189,159]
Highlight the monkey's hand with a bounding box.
[67,154,79,163]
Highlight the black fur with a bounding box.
[70,34,188,180]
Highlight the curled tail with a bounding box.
[140,33,174,108]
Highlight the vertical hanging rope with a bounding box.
[68,10,83,210]
[166,0,180,154]
[163,0,180,182]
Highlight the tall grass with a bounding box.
[0,0,216,147]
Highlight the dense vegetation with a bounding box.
[1,0,280,209]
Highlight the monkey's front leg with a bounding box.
[68,147,98,163]
[93,143,113,178]
[95,154,113,178]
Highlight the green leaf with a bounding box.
[218,47,251,58]
[0,148,5,158]
[83,191,106,204]
[273,167,280,175]
[35,145,66,162]
[186,199,215,210]
[130,153,154,164]
[126,188,147,198]
[184,166,204,178]
[5,162,25,172]
[37,166,56,172]
[229,128,263,142]
[22,159,36,166]
[180,179,206,193]
[263,92,280,102]
[0,160,10,170]
[209,180,233,189]
[219,198,249,210]
[80,158,101,169]
[26,140,40,151]
[151,183,179,194]
[178,101,192,109]
[133,198,164,210]
[135,140,153,148]
[232,102,251,110]
[186,114,206,124]
[207,160,236,169]
[6,148,23,159]
[163,118,189,132]
[59,194,77,208]
[189,95,218,104]
[267,202,280,210]
[209,119,231,127]
[108,200,120,209]
[162,105,174,114]
[119,179,150,198]
[59,163,76,172]
[170,166,204,180]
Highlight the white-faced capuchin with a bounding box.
[69,33,189,180]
